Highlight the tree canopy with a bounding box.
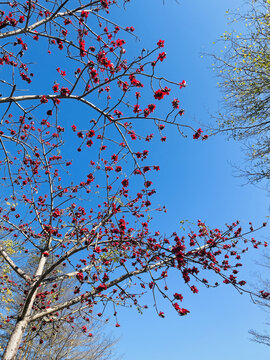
[213,0,270,183]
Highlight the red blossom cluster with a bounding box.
[154,87,171,100]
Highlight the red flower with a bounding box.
[76,272,84,281]
[87,130,95,137]
[162,86,171,95]
[174,293,183,301]
[173,303,190,316]
[158,52,166,62]
[119,219,126,231]
[52,83,59,93]
[190,285,198,294]
[143,166,150,173]
[157,40,165,48]
[179,308,190,316]
[64,18,72,25]
[126,26,135,32]
[238,280,246,286]
[81,10,89,18]
[96,283,107,292]
[154,89,164,100]
[60,87,70,96]
[116,39,125,47]
[260,290,270,299]
[144,108,150,117]
[193,128,203,139]
[111,154,118,162]
[101,0,109,9]
[172,99,179,109]
[154,87,171,100]
[122,179,129,187]
[77,131,84,138]
[114,110,123,118]
[179,80,186,88]
[179,109,185,116]
[148,104,156,113]
[79,40,86,57]
[144,181,152,188]
[40,95,48,104]
[133,104,141,114]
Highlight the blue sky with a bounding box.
[105,1,270,359]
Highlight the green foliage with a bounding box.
[0,239,23,313]
[214,0,270,183]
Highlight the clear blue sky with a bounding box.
[103,1,270,359]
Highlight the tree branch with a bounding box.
[0,246,32,283]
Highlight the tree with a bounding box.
[0,1,267,359]
[212,0,270,183]
[249,252,270,347]
[212,0,270,347]
[1,264,120,360]
[5,315,119,360]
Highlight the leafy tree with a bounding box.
[0,1,267,359]
[249,253,270,347]
[213,0,270,346]
[213,0,270,183]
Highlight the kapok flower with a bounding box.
[157,40,165,48]
[133,104,141,114]
[122,179,129,187]
[190,285,198,294]
[76,272,84,281]
[174,293,183,301]
[193,128,203,139]
[154,89,164,100]
[158,52,166,62]
[179,80,187,88]
[40,95,48,104]
[172,98,179,109]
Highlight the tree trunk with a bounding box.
[3,255,48,359]
[2,319,29,360]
